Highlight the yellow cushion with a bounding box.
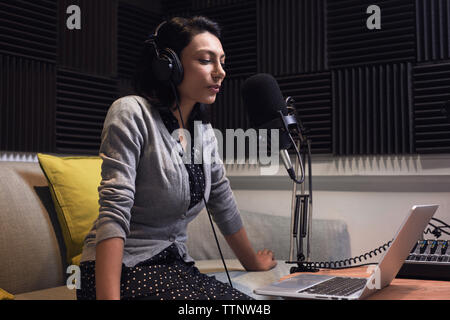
[37,153,102,265]
[71,254,82,266]
[0,288,15,300]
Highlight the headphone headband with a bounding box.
[145,21,166,55]
[154,21,167,37]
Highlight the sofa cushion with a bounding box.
[187,209,351,262]
[37,153,102,265]
[187,210,290,261]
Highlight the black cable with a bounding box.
[290,217,450,272]
[291,262,379,273]
[423,217,450,238]
[203,194,234,288]
[424,223,450,237]
[279,103,306,185]
[288,239,393,271]
[431,217,450,228]
[286,124,305,185]
[170,82,233,288]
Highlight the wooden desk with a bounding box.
[280,266,450,300]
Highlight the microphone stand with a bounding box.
[282,98,318,274]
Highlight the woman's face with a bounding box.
[177,32,226,106]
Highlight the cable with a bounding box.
[431,217,450,228]
[423,218,450,238]
[424,223,450,237]
[290,263,379,273]
[202,194,234,288]
[285,118,305,185]
[278,101,306,185]
[290,218,450,273]
[288,239,393,272]
[169,82,233,288]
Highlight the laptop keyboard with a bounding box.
[298,277,368,297]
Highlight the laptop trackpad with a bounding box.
[271,274,334,292]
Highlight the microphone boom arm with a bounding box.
[282,97,316,272]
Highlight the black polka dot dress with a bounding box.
[161,104,206,209]
[77,244,251,300]
[76,104,253,300]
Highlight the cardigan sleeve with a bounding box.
[94,97,147,245]
[205,126,243,236]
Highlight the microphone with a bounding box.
[241,73,303,182]
[242,74,313,267]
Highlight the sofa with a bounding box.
[0,157,351,300]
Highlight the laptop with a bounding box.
[254,204,439,300]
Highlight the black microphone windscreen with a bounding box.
[241,73,287,128]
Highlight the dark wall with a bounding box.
[177,0,450,156]
[1,0,450,156]
[0,0,162,155]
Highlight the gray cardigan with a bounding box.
[80,95,243,267]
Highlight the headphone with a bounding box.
[145,21,184,86]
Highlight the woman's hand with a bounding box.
[223,227,278,272]
[248,249,277,271]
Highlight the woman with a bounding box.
[76,16,276,301]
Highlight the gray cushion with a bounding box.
[309,218,351,262]
[187,210,289,260]
[0,162,66,294]
[187,209,351,262]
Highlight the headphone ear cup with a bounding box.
[145,39,172,83]
[151,55,173,83]
[160,48,184,86]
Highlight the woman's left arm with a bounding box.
[224,227,277,272]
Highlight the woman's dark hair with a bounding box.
[133,16,222,123]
